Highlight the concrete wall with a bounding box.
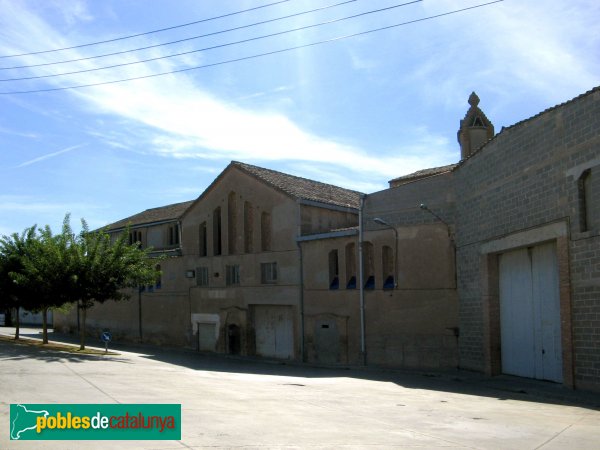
[454,88,600,390]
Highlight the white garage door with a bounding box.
[254,306,294,359]
[499,242,562,382]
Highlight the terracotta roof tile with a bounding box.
[389,163,457,186]
[105,200,194,230]
[232,161,362,209]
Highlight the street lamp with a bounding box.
[373,217,398,289]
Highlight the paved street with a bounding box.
[1,328,599,449]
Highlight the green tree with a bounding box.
[73,221,160,350]
[14,217,79,344]
[0,227,39,340]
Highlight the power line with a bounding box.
[0,0,293,59]
[0,1,504,95]
[0,0,360,71]
[0,1,421,82]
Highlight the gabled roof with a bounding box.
[228,161,363,209]
[105,200,194,231]
[388,163,457,187]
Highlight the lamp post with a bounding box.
[373,217,398,289]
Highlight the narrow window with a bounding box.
[382,245,394,290]
[155,264,162,289]
[196,267,209,287]
[228,191,237,254]
[261,262,277,284]
[129,230,142,247]
[226,265,240,286]
[363,241,375,290]
[244,201,254,253]
[199,222,207,257]
[345,242,356,289]
[261,211,271,251]
[168,225,179,246]
[329,249,339,290]
[213,207,222,256]
[579,168,599,232]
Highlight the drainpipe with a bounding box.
[358,194,366,365]
[296,202,306,362]
[297,241,306,362]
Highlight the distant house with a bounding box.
[55,86,600,392]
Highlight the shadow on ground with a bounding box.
[3,327,600,411]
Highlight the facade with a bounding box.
[55,87,600,392]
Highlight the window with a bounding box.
[129,230,142,246]
[226,265,240,286]
[345,242,356,289]
[363,241,374,290]
[244,201,254,253]
[261,262,277,284]
[328,250,339,290]
[213,207,222,256]
[382,245,395,290]
[155,264,162,289]
[579,168,599,232]
[199,222,207,257]
[168,224,179,246]
[196,267,209,287]
[228,191,237,254]
[261,211,271,251]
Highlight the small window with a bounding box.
[244,201,254,253]
[363,242,374,289]
[196,267,209,287]
[345,243,356,289]
[226,265,240,286]
[364,275,375,290]
[261,262,277,284]
[579,168,599,232]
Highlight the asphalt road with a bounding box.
[1,328,599,449]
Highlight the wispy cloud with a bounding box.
[16,143,87,168]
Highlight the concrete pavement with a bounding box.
[1,327,599,449]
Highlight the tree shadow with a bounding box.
[6,328,599,411]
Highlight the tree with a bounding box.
[73,220,160,350]
[0,227,40,340]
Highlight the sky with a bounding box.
[0,0,598,236]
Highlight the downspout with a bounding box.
[358,194,366,365]
[297,241,306,362]
[296,202,306,362]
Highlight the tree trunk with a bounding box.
[42,307,48,344]
[14,306,20,340]
[79,303,86,350]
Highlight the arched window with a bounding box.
[328,249,339,290]
[228,192,237,254]
[382,245,394,289]
[155,264,162,289]
[213,207,222,256]
[261,211,271,251]
[345,242,356,289]
[363,241,374,290]
[244,201,254,253]
[199,222,207,257]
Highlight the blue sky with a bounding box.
[0,0,598,236]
